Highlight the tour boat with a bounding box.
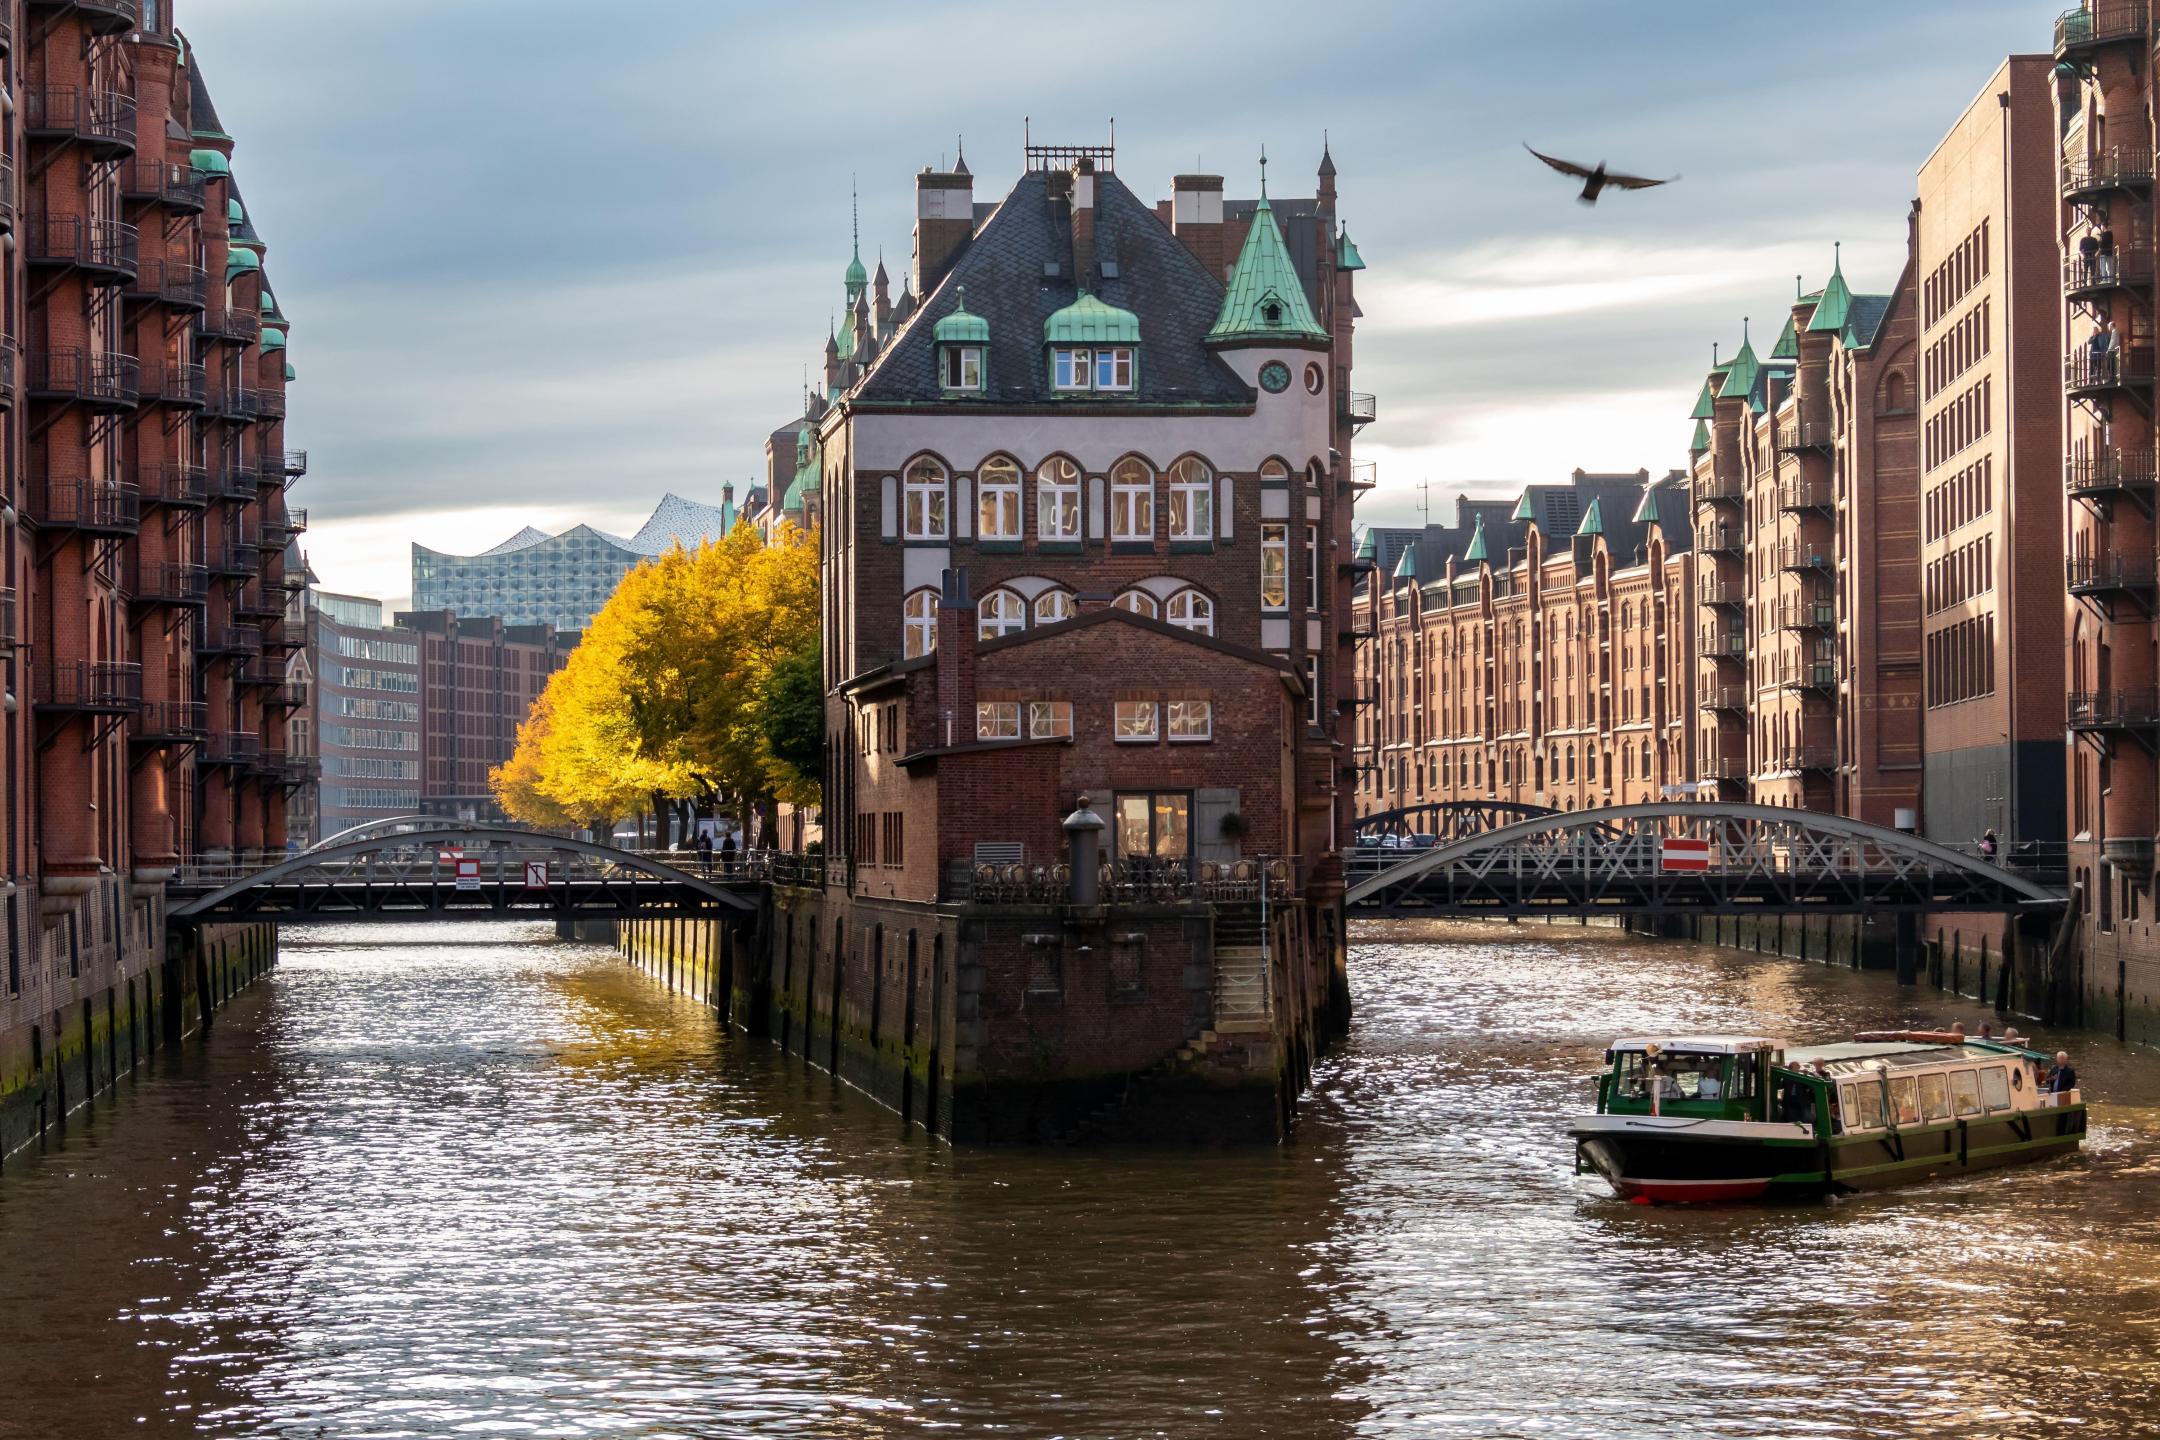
[1570,1032,2086,1203]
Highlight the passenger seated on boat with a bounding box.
[1695,1070,1723,1100]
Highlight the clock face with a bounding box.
[1259,361,1292,394]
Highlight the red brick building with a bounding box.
[2,2,299,1157]
[403,610,574,826]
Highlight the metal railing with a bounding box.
[207,545,261,578]
[944,856,1294,906]
[1777,478,1833,512]
[1776,419,1832,454]
[202,732,262,766]
[1349,459,1377,490]
[2065,146,2155,199]
[23,85,138,151]
[1698,525,1743,555]
[27,348,140,408]
[202,624,263,656]
[39,661,142,712]
[0,156,17,219]
[2066,347,2157,390]
[1342,392,1377,423]
[1697,627,1746,659]
[1698,576,1745,606]
[134,700,208,740]
[266,682,309,710]
[120,160,207,212]
[1699,754,1748,781]
[134,562,209,607]
[139,360,208,408]
[208,464,257,501]
[29,0,143,32]
[1773,656,1838,691]
[2069,688,2160,727]
[1697,684,1748,712]
[256,389,286,420]
[141,463,210,508]
[2067,552,2158,592]
[2057,1,2150,53]
[2065,249,2155,295]
[282,450,309,477]
[1776,540,1832,573]
[197,307,261,346]
[2067,449,2157,497]
[24,214,140,280]
[126,257,210,311]
[0,586,15,652]
[1773,597,1838,631]
[1772,746,1839,773]
[33,477,139,532]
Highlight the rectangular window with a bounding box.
[1305,656,1322,728]
[1095,346,1133,390]
[1844,1082,1884,1131]
[1167,699,1212,740]
[1037,463,1080,539]
[1113,473,1153,541]
[976,701,1020,740]
[1053,347,1092,390]
[1919,1072,1951,1122]
[978,477,1020,538]
[1979,1066,2012,1111]
[1114,792,1190,860]
[1261,523,1289,610]
[941,346,982,390]
[1306,523,1320,610]
[903,469,948,540]
[1030,700,1072,738]
[1169,469,1211,540]
[1949,1070,1983,1117]
[1114,699,1158,742]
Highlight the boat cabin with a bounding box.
[1599,1037,1787,1122]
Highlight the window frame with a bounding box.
[941,345,983,391]
[903,458,949,541]
[975,700,1021,741]
[1168,456,1213,540]
[1111,459,1154,542]
[1030,700,1073,739]
[902,589,938,658]
[1113,590,1159,620]
[1094,346,1134,391]
[1114,699,1159,742]
[1167,698,1213,741]
[1052,347,1093,391]
[1036,457,1082,540]
[977,588,1026,640]
[1261,522,1290,611]
[1165,588,1215,635]
[977,456,1022,539]
[1033,589,1076,626]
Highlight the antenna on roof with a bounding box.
[1419,477,1433,527]
[851,175,859,257]
[1259,143,1269,197]
[1795,274,1802,299]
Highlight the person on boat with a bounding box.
[1696,1068,1723,1100]
[2049,1052,2079,1098]
[1978,1021,1995,1041]
[2002,1026,2023,1045]
[1950,1021,1967,1040]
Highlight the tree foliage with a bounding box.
[492,521,822,831]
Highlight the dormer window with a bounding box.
[1043,292,1141,396]
[1050,345,1134,391]
[932,285,989,394]
[1094,347,1133,390]
[941,345,982,390]
[1054,347,1091,390]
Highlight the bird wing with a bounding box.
[1603,170,1678,190]
[1523,144,1595,181]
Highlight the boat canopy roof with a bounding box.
[1611,1036,1787,1055]
[1784,1041,2042,1078]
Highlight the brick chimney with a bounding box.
[1070,158,1097,287]
[1171,173,1225,279]
[913,161,975,297]
[935,566,976,747]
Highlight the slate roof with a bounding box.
[853,169,1250,408]
[1843,294,1893,349]
[187,55,229,138]
[228,178,264,247]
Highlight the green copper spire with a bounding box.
[1576,496,1605,539]
[1393,542,1418,580]
[1806,242,1852,333]
[844,179,867,297]
[1690,418,1710,453]
[1717,319,1759,400]
[1512,492,1536,522]
[1690,376,1720,420]
[1335,225,1366,271]
[1632,485,1664,525]
[1462,516,1491,565]
[1207,151,1328,343]
[1770,314,1798,361]
[1354,528,1378,562]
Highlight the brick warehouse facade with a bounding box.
[0,4,297,1160]
[627,138,1370,1140]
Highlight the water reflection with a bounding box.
[0,920,2154,1437]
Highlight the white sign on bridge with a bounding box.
[523,860,549,890]
[455,858,482,892]
[1661,837,1714,872]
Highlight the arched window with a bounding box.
[1112,458,1153,542]
[903,458,948,540]
[1033,589,1075,625]
[1166,589,1215,635]
[1261,459,1289,483]
[978,456,1021,540]
[1641,740,1653,777]
[1037,457,1080,541]
[978,589,1026,639]
[1114,589,1159,619]
[1169,457,1213,540]
[903,589,938,657]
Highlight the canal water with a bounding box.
[3,920,2159,1439]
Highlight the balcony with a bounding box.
[281,570,309,594]
[2068,449,2157,503]
[1773,597,1838,632]
[207,544,261,579]
[1341,391,1377,426]
[2056,1,2150,55]
[2065,147,2154,202]
[1349,459,1377,490]
[26,0,142,35]
[202,383,259,421]
[1695,468,1744,504]
[133,700,208,746]
[207,464,257,502]
[2069,687,2160,731]
[235,662,282,690]
[23,86,138,157]
[0,587,15,652]
[0,157,16,226]
[27,348,140,411]
[38,661,142,715]
[138,360,208,410]
[266,682,309,712]
[0,342,17,410]
[124,257,210,313]
[32,478,139,535]
[201,624,264,658]
[197,307,262,346]
[1700,753,1748,782]
[120,160,208,214]
[1774,657,1837,693]
[23,214,140,284]
[2065,249,2155,301]
[257,515,290,550]
[282,450,309,478]
[1775,419,1833,454]
[2067,347,2157,396]
[141,462,210,509]
[133,562,209,609]
[1698,524,1744,556]
[256,388,286,420]
[237,585,284,620]
[201,732,262,768]
[1698,576,1745,607]
[286,507,308,535]
[2068,550,2159,602]
[1776,478,1833,512]
[1698,684,1749,713]
[1776,540,1832,574]
[1773,746,1838,773]
[1698,627,1746,661]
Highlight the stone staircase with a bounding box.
[1212,903,1273,1032]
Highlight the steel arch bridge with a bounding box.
[305,814,495,852]
[1344,803,2069,918]
[169,825,761,926]
[1352,800,1562,846]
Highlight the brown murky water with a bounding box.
[0,919,2156,1438]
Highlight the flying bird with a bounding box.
[1523,144,1678,205]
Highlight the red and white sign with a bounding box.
[438,847,464,864]
[523,860,549,890]
[1661,837,1714,872]
[455,858,482,892]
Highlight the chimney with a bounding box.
[913,163,975,297]
[1070,158,1097,288]
[1171,173,1225,279]
[935,566,976,745]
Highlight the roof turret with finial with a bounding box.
[1717,318,1759,400]
[844,179,868,297]
[1208,146,1329,344]
[1807,242,1852,333]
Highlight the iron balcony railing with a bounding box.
[234,662,281,690]
[1698,684,1748,713]
[0,341,18,408]
[2068,552,2159,594]
[256,388,286,420]
[1698,627,1746,660]
[2065,146,2155,200]
[208,464,257,501]
[125,257,210,312]
[120,160,208,213]
[1774,658,1838,692]
[202,624,264,656]
[1775,419,1833,454]
[0,156,17,221]
[197,307,262,346]
[1350,459,1377,490]
[286,507,308,535]
[207,544,261,578]
[23,213,140,281]
[946,857,1294,907]
[1774,746,1839,773]
[27,348,140,410]
[280,570,308,594]
[283,450,309,477]
[1698,576,1746,606]
[1776,539,1833,573]
[260,450,308,484]
[133,700,209,742]
[1777,478,1833,512]
[141,462,211,508]
[2069,688,2160,728]
[2065,249,2155,297]
[23,85,138,153]
[2067,448,2158,499]
[27,0,143,34]
[236,585,285,620]
[1695,466,1745,503]
[1342,391,1377,424]
[138,360,208,409]
[1698,525,1743,555]
[33,477,139,533]
[0,586,15,652]
[134,562,209,608]
[2066,346,2157,392]
[1774,598,1838,631]
[38,661,143,713]
[2056,1,2150,55]
[266,682,309,711]
[1700,754,1748,781]
[202,732,262,767]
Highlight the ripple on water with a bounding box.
[0,920,2157,1438]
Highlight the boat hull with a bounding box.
[1572,1106,2086,1202]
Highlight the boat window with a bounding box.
[1845,1082,1884,1131]
[1949,1070,1983,1117]
[1979,1066,2012,1111]
[1919,1073,1951,1122]
[1614,1051,1649,1100]
[1891,1075,1920,1126]
[1729,1055,1760,1103]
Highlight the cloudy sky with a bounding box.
[181,0,2049,609]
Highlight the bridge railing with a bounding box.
[945,857,1294,906]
